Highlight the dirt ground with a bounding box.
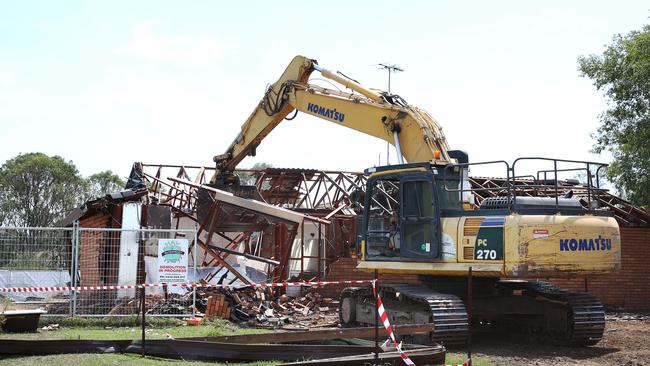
[466,313,650,366]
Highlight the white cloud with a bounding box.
[0,70,17,87]
[0,61,24,89]
[121,24,224,66]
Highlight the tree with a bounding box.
[0,153,88,227]
[87,170,126,199]
[578,24,650,208]
[236,162,273,186]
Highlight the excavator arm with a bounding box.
[211,55,451,184]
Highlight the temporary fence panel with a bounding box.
[74,227,197,317]
[0,227,74,315]
[0,226,198,317]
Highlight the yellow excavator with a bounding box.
[208,56,620,346]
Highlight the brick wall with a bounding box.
[78,213,111,286]
[323,228,650,310]
[320,257,421,297]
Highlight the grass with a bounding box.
[0,317,267,340]
[0,317,277,365]
[0,316,493,366]
[445,352,493,366]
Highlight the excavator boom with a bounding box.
[212,56,316,174]
[211,55,451,183]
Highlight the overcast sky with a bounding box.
[1,1,649,181]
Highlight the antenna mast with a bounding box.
[377,63,404,93]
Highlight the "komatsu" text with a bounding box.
[307,103,345,122]
[559,236,612,252]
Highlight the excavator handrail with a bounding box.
[511,157,608,211]
[442,157,610,213]
[441,160,512,197]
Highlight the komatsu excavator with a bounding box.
[208,56,620,346]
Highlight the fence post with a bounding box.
[141,280,146,358]
[193,224,198,316]
[467,266,473,366]
[71,221,80,317]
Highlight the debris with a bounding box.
[205,294,231,320]
[193,287,340,328]
[101,282,341,328]
[41,323,59,331]
[186,317,202,326]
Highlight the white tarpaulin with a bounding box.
[0,270,71,301]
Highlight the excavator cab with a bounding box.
[362,163,463,261]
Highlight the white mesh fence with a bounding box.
[0,227,74,315]
[0,226,198,317]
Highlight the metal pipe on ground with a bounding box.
[282,346,446,366]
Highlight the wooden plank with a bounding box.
[187,323,436,344]
[197,238,252,284]
[207,244,280,266]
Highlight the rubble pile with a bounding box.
[70,286,342,327]
[196,287,340,328]
[147,293,193,315]
[107,294,192,315]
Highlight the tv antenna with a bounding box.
[377,63,404,93]
[377,63,404,164]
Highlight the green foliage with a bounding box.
[0,153,88,227]
[86,170,126,200]
[578,24,650,207]
[0,154,128,227]
[235,162,273,186]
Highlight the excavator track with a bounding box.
[524,281,605,345]
[341,280,602,347]
[379,283,469,346]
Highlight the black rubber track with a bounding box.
[525,281,605,345]
[379,283,469,346]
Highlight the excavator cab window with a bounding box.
[364,173,440,260]
[400,177,440,258]
[435,171,463,211]
[365,177,401,259]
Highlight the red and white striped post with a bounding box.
[372,279,416,366]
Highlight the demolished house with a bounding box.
[55,163,351,320]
